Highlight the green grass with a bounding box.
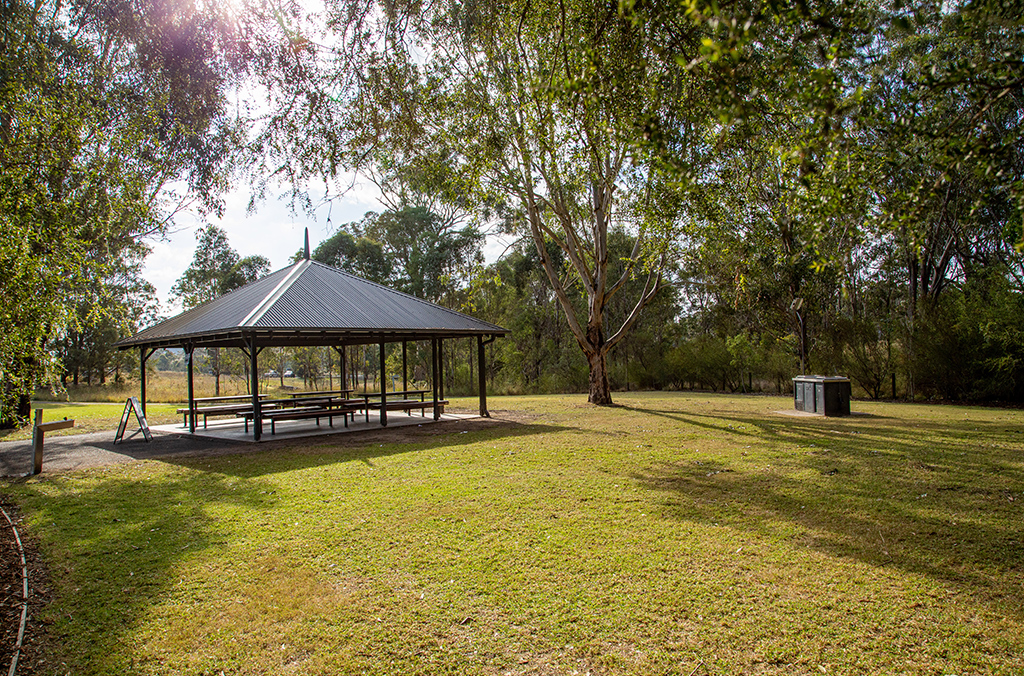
[2,392,1023,674]
[0,402,182,442]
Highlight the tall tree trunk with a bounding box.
[587,350,612,404]
[585,321,612,404]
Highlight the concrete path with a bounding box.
[0,429,243,477]
[0,412,478,477]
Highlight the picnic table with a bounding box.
[177,394,269,428]
[288,389,353,399]
[360,390,448,416]
[238,395,366,434]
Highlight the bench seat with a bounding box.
[238,401,366,434]
[368,399,450,415]
[177,402,279,429]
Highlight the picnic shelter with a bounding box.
[115,249,506,441]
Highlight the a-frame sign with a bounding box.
[114,397,152,444]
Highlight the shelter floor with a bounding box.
[155,410,476,443]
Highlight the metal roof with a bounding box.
[116,259,506,350]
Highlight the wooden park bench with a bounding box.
[176,395,269,428]
[367,398,450,416]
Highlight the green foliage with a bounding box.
[310,218,391,284]
[171,225,270,309]
[0,0,289,424]
[170,226,269,395]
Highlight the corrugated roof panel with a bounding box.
[117,259,505,348]
[124,266,297,343]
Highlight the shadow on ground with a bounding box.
[623,404,1024,615]
[0,413,553,477]
[0,413,562,672]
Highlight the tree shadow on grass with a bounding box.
[6,469,278,673]
[623,404,1024,615]
[2,416,565,672]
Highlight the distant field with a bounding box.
[49,370,358,404]
[2,392,1022,674]
[9,371,393,441]
[0,402,182,442]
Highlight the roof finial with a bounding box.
[304,227,310,261]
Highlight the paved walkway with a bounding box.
[0,413,474,477]
[0,429,243,476]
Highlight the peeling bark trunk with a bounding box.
[587,350,612,404]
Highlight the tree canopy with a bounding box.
[4,0,1022,416]
[0,0,300,423]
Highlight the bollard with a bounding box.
[32,410,42,475]
[29,409,75,476]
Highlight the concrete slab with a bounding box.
[0,412,477,476]
[156,411,476,443]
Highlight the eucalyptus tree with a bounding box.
[172,225,270,395]
[277,0,716,404]
[0,0,301,423]
[310,220,391,285]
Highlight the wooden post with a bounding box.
[32,410,75,474]
[32,409,42,475]
[379,336,387,427]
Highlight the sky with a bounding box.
[143,177,514,318]
[143,177,381,316]
[140,5,523,319]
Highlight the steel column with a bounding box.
[477,335,487,417]
[186,345,196,432]
[139,347,148,417]
[438,338,444,402]
[402,341,407,392]
[431,338,440,420]
[249,336,262,441]
[379,336,387,427]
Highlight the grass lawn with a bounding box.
[2,392,1022,674]
[0,402,183,442]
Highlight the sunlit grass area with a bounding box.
[3,392,1023,674]
[47,371,335,403]
[0,402,182,442]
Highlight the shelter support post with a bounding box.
[247,337,263,441]
[478,335,496,417]
[186,344,196,433]
[438,339,444,403]
[402,341,407,392]
[139,347,155,417]
[379,336,387,427]
[432,338,440,420]
[335,346,346,390]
